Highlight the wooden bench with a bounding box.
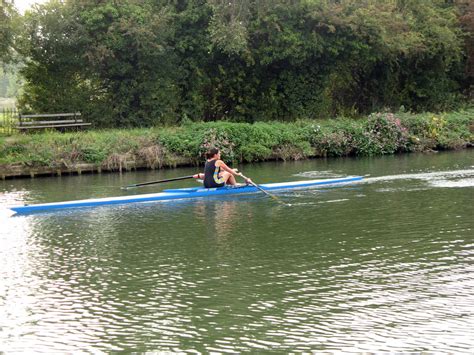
[17,112,91,131]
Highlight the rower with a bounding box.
[193,147,251,188]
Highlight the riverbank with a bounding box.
[0,110,472,179]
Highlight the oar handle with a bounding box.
[238,173,257,187]
[238,172,250,181]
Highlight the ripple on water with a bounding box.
[429,177,474,188]
[1,159,473,352]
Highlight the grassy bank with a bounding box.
[0,110,473,173]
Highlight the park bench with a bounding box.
[17,112,91,131]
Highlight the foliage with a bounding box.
[16,1,92,114]
[12,0,471,126]
[0,109,472,168]
[399,109,473,151]
[0,0,20,65]
[357,113,410,155]
[456,0,473,97]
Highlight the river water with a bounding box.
[0,150,473,353]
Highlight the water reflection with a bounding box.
[0,150,473,352]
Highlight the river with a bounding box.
[0,150,473,353]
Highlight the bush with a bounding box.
[356,113,410,155]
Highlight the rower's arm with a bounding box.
[217,161,251,183]
[217,161,239,175]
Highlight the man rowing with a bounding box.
[193,147,251,188]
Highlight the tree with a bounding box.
[72,1,179,126]
[16,0,469,126]
[17,1,92,114]
[455,0,474,98]
[17,0,179,125]
[0,0,19,65]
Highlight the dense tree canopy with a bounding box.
[0,0,19,65]
[14,0,472,126]
[456,0,473,97]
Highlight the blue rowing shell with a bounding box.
[9,176,362,214]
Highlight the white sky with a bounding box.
[13,0,49,14]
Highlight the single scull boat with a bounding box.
[9,176,362,214]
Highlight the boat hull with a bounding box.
[9,176,362,214]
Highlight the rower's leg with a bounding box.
[221,172,236,185]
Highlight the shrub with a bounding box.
[358,112,410,155]
[240,143,272,162]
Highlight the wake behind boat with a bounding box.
[9,176,363,215]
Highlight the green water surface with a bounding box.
[1,150,473,352]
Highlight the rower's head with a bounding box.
[205,147,220,160]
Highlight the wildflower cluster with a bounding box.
[359,112,410,155]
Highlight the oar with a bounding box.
[121,175,195,189]
[238,173,285,204]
